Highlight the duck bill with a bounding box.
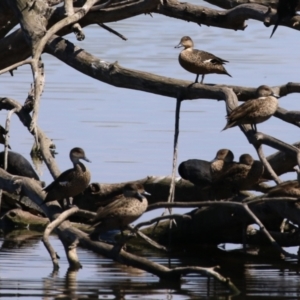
[137,191,151,200]
[174,43,183,49]
[142,191,151,196]
[83,156,91,163]
[271,92,280,98]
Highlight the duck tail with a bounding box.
[222,121,235,131]
[226,71,232,78]
[270,23,279,38]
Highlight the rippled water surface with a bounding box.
[1,0,300,298]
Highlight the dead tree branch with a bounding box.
[154,0,300,32]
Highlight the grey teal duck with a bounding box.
[175,36,232,84]
[178,149,235,186]
[223,85,279,132]
[89,183,150,240]
[211,154,264,192]
[210,149,235,180]
[43,147,91,208]
[267,167,300,197]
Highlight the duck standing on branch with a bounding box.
[222,85,280,133]
[89,183,150,241]
[43,147,91,209]
[175,36,231,84]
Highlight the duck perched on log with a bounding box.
[175,36,231,84]
[178,149,235,186]
[223,85,280,132]
[210,149,235,180]
[211,154,264,193]
[43,147,91,208]
[267,167,300,197]
[89,183,150,241]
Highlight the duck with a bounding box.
[174,36,232,84]
[43,147,91,208]
[222,85,280,132]
[0,151,39,181]
[178,149,235,186]
[267,167,300,197]
[89,183,150,241]
[270,0,298,38]
[210,149,235,180]
[211,154,264,192]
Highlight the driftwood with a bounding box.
[2,0,300,293]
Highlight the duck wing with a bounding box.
[44,168,75,192]
[191,50,228,66]
[90,198,126,225]
[226,99,261,121]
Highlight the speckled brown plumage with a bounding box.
[210,149,235,180]
[267,168,300,197]
[212,154,264,192]
[43,147,91,207]
[175,36,231,84]
[223,85,280,132]
[89,183,149,240]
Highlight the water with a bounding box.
[1,0,300,298]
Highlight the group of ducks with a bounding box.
[0,147,150,241]
[179,149,264,195]
[175,36,280,132]
[2,1,298,242]
[41,147,150,240]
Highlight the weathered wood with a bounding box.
[204,0,300,10]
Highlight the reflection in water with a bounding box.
[0,233,300,298]
[1,0,300,298]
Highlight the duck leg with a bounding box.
[200,74,205,84]
[251,123,257,133]
[195,74,199,83]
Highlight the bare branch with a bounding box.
[97,23,127,40]
[0,59,32,76]
[43,206,80,269]
[155,0,300,33]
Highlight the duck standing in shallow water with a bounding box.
[175,36,231,84]
[43,147,91,208]
[89,183,150,241]
[222,85,280,132]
